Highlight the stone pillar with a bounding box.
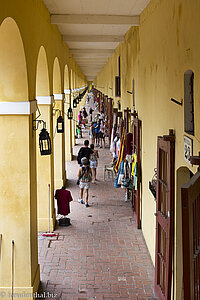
[0,100,40,299]
[36,96,55,232]
[64,89,73,161]
[71,90,76,147]
[53,94,66,188]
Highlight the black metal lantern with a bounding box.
[67,106,73,120]
[57,115,64,133]
[39,127,52,156]
[73,98,77,108]
[78,94,81,102]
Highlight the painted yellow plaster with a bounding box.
[94,0,200,297]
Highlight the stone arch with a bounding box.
[36,46,50,96]
[64,64,70,90]
[53,57,62,94]
[0,17,28,101]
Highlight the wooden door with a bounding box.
[132,118,141,229]
[182,163,200,300]
[155,130,175,300]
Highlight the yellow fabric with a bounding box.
[132,153,137,176]
[114,133,125,172]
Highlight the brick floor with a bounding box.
[38,106,157,300]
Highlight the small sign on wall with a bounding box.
[184,135,193,165]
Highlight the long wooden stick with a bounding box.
[48,184,51,232]
[11,240,14,300]
[0,234,2,262]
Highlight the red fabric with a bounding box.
[55,189,73,215]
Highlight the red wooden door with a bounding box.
[132,118,141,229]
[182,166,200,300]
[155,130,175,300]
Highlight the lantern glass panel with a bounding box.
[57,116,64,133]
[39,128,51,155]
[67,107,73,119]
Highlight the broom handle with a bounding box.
[48,184,50,232]
[11,240,14,300]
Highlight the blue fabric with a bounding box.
[94,122,100,133]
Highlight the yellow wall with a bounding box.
[94,0,200,298]
[0,0,86,297]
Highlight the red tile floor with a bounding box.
[38,130,157,300]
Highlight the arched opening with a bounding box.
[52,57,65,188]
[64,64,73,161]
[184,70,194,135]
[53,57,61,94]
[0,17,39,292]
[36,46,50,96]
[0,18,28,101]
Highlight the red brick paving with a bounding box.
[38,128,157,300]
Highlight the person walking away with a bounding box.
[94,120,100,147]
[78,157,92,207]
[77,140,93,165]
[82,107,88,128]
[78,111,82,125]
[89,122,95,144]
[90,144,99,182]
[89,107,93,122]
[99,120,105,148]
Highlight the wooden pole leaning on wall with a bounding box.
[0,234,2,262]
[11,240,14,300]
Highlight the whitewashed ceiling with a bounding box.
[43,0,151,81]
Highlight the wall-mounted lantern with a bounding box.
[73,98,77,108]
[39,127,52,156]
[67,106,73,120]
[33,117,52,156]
[57,114,64,133]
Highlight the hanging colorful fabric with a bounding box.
[114,132,125,173]
[132,153,138,190]
[114,161,122,188]
[117,160,125,185]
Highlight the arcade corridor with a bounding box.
[38,132,157,300]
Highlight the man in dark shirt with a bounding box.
[77,140,93,165]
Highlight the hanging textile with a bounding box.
[132,153,138,190]
[110,127,114,152]
[114,133,125,173]
[126,133,133,155]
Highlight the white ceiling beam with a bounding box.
[51,14,139,25]
[75,57,108,61]
[63,35,124,42]
[73,54,110,59]
[70,49,115,54]
[78,65,105,68]
[75,60,108,64]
